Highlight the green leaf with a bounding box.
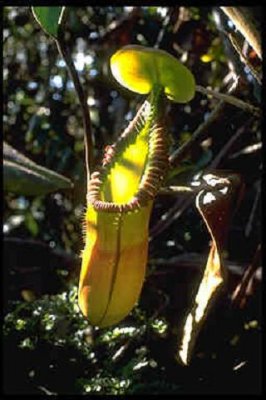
[25,212,39,236]
[4,142,73,196]
[32,6,65,38]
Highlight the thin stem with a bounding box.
[228,32,262,85]
[149,253,261,281]
[154,7,172,48]
[220,7,262,60]
[231,244,261,307]
[159,186,193,195]
[169,100,224,166]
[208,119,251,169]
[245,181,261,237]
[56,34,94,187]
[149,195,192,239]
[196,85,261,117]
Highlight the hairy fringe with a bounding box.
[86,99,168,213]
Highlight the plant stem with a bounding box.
[227,32,262,85]
[56,34,94,187]
[149,253,261,280]
[159,186,193,195]
[220,7,262,60]
[196,85,261,116]
[231,243,261,307]
[169,100,224,166]
[169,75,259,168]
[208,119,252,169]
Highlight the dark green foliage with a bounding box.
[32,7,65,38]
[4,142,73,195]
[3,284,261,394]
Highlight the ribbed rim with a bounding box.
[86,101,168,213]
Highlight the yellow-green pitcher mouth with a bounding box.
[87,93,168,212]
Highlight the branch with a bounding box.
[149,252,261,281]
[149,195,192,239]
[245,180,261,237]
[228,32,262,85]
[56,34,94,187]
[159,185,193,195]
[231,244,262,308]
[220,7,262,60]
[208,118,252,169]
[196,85,261,117]
[154,7,172,48]
[169,100,224,166]
[169,76,257,168]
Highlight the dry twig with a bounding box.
[228,32,262,85]
[196,85,261,117]
[56,34,94,187]
[231,244,261,308]
[220,7,262,60]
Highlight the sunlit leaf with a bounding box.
[178,172,244,365]
[32,6,65,38]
